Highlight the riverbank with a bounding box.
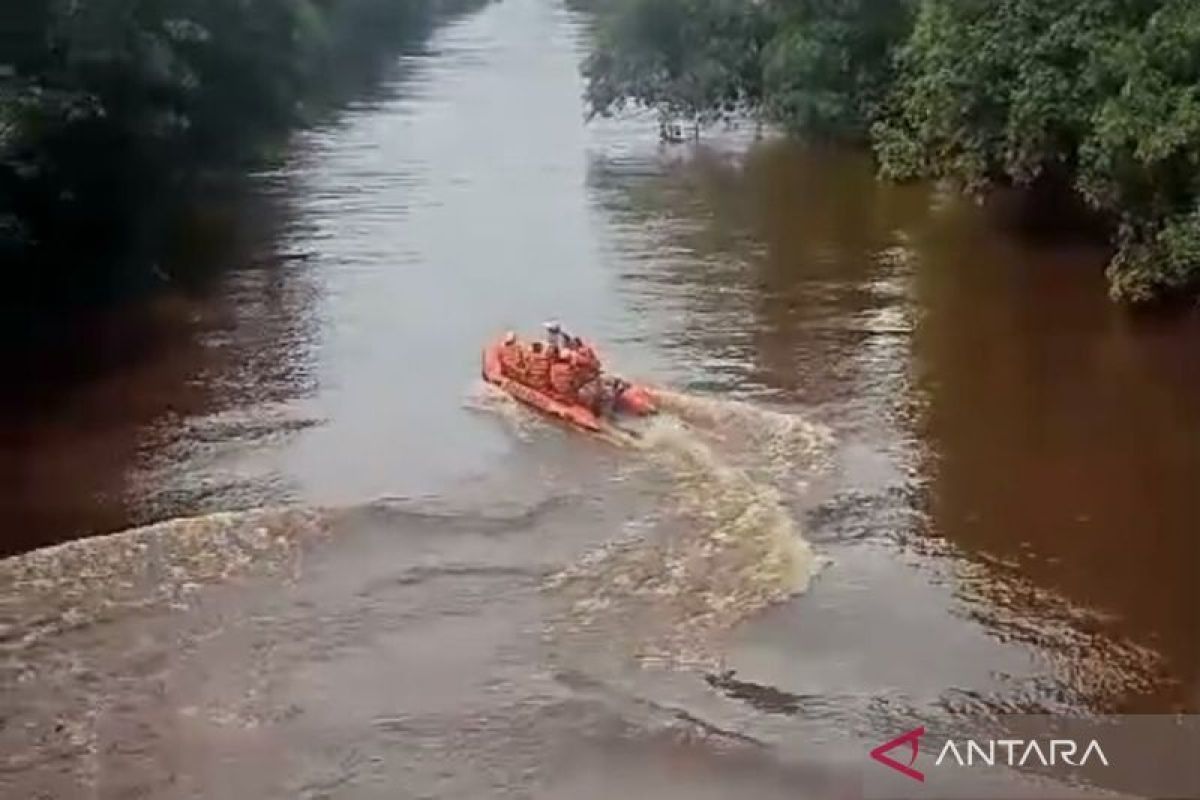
[1,3,1196,796]
[0,0,488,333]
[582,0,1200,304]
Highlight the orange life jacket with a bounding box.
[499,342,524,378]
[572,344,600,386]
[526,346,551,389]
[549,361,575,399]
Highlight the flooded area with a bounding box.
[2,0,1198,796]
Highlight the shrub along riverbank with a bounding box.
[0,0,483,315]
[583,0,1200,303]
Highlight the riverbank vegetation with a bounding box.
[1,0,479,312]
[584,0,1200,303]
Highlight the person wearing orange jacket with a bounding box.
[568,339,605,414]
[498,331,525,379]
[548,349,577,401]
[525,341,552,391]
[569,337,601,384]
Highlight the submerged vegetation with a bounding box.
[0,0,477,309]
[584,0,1200,302]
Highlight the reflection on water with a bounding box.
[2,180,323,552]
[586,135,1198,711]
[912,219,1200,710]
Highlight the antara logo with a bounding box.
[935,738,1109,768]
[870,726,926,782]
[870,726,1111,783]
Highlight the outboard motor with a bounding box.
[598,377,628,418]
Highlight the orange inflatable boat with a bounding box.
[481,334,657,433]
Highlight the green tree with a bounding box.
[1,0,468,303]
[583,0,913,137]
[583,0,772,125]
[874,0,1200,301]
[762,0,913,139]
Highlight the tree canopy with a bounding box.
[583,0,1200,302]
[584,0,914,137]
[874,0,1200,301]
[0,0,471,302]
[583,0,774,125]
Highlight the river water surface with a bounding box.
[3,0,1199,797]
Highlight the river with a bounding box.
[2,0,1199,797]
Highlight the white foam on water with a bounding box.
[0,509,327,660]
[653,388,836,479]
[462,380,540,441]
[549,391,833,667]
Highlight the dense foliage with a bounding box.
[760,0,912,139]
[584,0,1200,302]
[0,0,471,301]
[583,0,773,126]
[874,0,1200,301]
[584,0,913,137]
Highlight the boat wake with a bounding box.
[546,389,835,667]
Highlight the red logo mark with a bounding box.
[870,726,925,782]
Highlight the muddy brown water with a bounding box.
[2,0,1199,797]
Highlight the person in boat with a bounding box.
[570,345,608,415]
[548,347,577,402]
[543,320,565,351]
[525,340,553,391]
[570,336,599,375]
[541,321,565,367]
[568,334,598,380]
[498,331,525,379]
